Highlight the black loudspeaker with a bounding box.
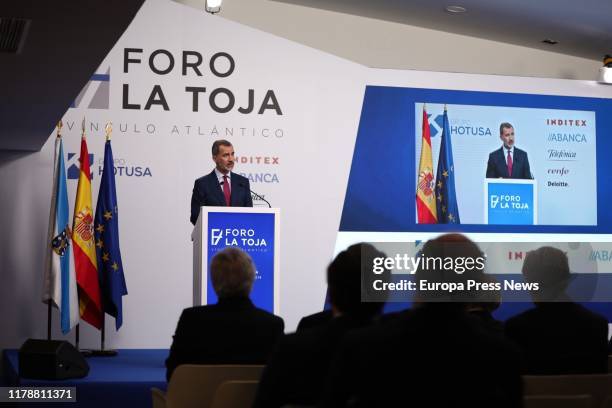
[18,339,89,380]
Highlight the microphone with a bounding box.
[239,182,271,208]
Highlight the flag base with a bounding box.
[86,349,118,357]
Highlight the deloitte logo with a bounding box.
[210,228,268,247]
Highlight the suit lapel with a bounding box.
[497,147,508,177]
[209,170,227,205]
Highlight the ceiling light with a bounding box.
[205,0,222,14]
[445,5,467,14]
[597,55,612,84]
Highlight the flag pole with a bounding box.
[46,122,63,340]
[47,303,52,340]
[90,123,117,357]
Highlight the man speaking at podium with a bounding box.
[486,122,532,179]
[190,140,253,225]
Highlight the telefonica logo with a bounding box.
[71,69,110,110]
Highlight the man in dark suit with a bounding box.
[505,246,608,375]
[190,139,253,225]
[252,243,388,408]
[165,247,284,381]
[486,122,532,179]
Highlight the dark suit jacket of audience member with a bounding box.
[505,302,608,375]
[296,310,333,332]
[165,297,284,381]
[323,306,523,408]
[469,309,505,338]
[253,314,378,408]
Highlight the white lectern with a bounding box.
[191,206,280,314]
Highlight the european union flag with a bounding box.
[94,140,128,329]
[435,108,461,224]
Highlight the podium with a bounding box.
[191,207,280,314]
[484,178,538,225]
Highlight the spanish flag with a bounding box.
[416,106,437,223]
[72,134,103,329]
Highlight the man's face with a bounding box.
[213,145,235,174]
[500,127,515,149]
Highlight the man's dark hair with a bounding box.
[499,122,514,135]
[415,233,485,305]
[210,247,255,299]
[522,246,570,302]
[212,139,232,156]
[327,243,388,318]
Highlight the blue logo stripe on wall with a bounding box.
[90,73,110,82]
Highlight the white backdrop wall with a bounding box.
[1,0,611,350]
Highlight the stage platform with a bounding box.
[2,348,168,407]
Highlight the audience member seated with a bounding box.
[323,234,523,408]
[505,246,608,375]
[296,309,333,332]
[252,243,388,408]
[467,273,504,337]
[165,247,284,381]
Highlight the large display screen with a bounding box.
[337,86,612,318]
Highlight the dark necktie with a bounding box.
[222,175,231,206]
[507,150,513,178]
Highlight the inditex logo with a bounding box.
[235,156,280,165]
[546,119,588,127]
[71,69,110,110]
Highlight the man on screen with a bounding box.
[486,122,532,179]
[190,139,253,225]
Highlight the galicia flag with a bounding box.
[43,137,79,334]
